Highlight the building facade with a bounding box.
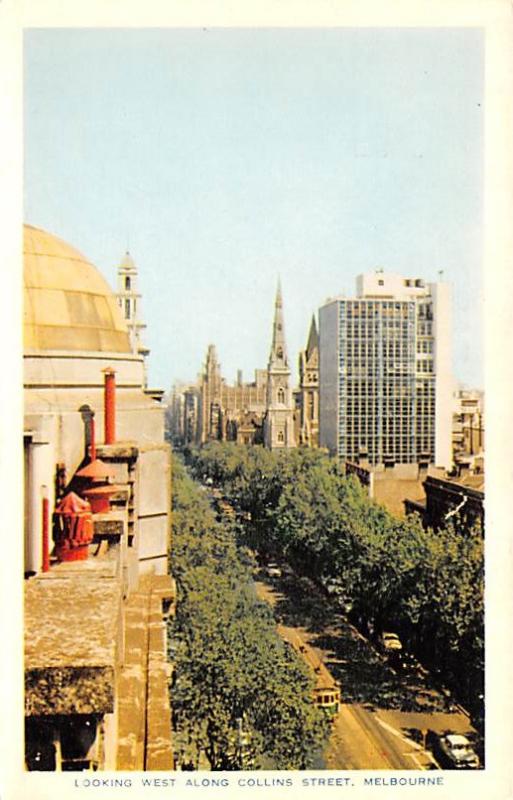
[168,284,299,451]
[452,387,484,467]
[296,315,320,447]
[263,282,296,450]
[166,383,201,446]
[319,271,453,469]
[23,225,174,771]
[194,345,267,445]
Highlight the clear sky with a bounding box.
[24,27,484,391]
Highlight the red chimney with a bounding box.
[103,368,116,444]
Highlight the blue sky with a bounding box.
[24,27,484,390]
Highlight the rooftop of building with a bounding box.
[25,551,175,769]
[24,224,131,354]
[25,554,122,716]
[426,470,485,494]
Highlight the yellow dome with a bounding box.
[24,224,131,353]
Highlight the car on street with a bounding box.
[433,733,480,769]
[380,631,403,653]
[265,563,282,578]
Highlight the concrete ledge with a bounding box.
[146,590,173,770]
[116,575,173,770]
[25,560,123,717]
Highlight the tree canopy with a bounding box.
[186,443,484,719]
[169,456,330,770]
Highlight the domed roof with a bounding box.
[24,224,131,353]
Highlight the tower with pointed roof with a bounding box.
[263,282,296,450]
[297,315,320,447]
[116,251,150,386]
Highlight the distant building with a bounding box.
[170,283,298,450]
[319,271,453,470]
[295,315,320,448]
[452,387,484,467]
[167,382,201,446]
[197,345,267,445]
[422,466,484,532]
[404,460,484,534]
[116,250,150,386]
[263,282,296,450]
[24,225,174,771]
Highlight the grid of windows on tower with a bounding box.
[336,299,436,465]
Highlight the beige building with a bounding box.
[198,345,267,445]
[452,387,484,467]
[295,315,320,448]
[23,225,174,771]
[169,284,298,451]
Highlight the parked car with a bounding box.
[380,631,403,653]
[266,563,282,578]
[434,733,480,769]
[323,579,344,598]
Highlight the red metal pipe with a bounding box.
[89,414,96,462]
[41,486,50,573]
[103,368,116,444]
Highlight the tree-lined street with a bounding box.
[172,442,484,770]
[255,572,476,770]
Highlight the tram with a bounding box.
[278,626,340,718]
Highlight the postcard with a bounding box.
[1,1,512,799]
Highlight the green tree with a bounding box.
[169,455,329,770]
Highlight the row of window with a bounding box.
[416,361,434,373]
[341,323,414,335]
[340,301,415,315]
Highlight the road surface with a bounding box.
[255,575,474,770]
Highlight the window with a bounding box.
[378,279,384,286]
[277,387,285,404]
[277,431,284,443]
[125,299,130,319]
[277,346,283,359]
[125,276,131,291]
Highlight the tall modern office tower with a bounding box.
[319,271,453,470]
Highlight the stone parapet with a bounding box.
[116,574,173,770]
[25,557,123,716]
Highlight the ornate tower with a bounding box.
[116,252,150,386]
[200,344,224,443]
[264,282,296,450]
[298,315,320,447]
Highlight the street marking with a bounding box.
[376,717,423,750]
[377,718,440,770]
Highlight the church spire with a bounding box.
[306,314,319,358]
[264,280,295,450]
[269,279,288,369]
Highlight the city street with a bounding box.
[255,573,476,771]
